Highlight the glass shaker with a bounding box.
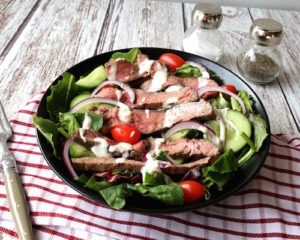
[182,4,224,62]
[236,18,283,84]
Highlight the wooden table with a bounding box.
[0,0,299,135]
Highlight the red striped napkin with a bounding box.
[0,92,299,240]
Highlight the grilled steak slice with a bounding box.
[91,101,214,134]
[72,130,114,147]
[160,139,220,159]
[72,156,215,175]
[140,75,218,99]
[96,86,198,109]
[71,130,149,159]
[105,59,149,83]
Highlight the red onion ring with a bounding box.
[63,139,78,180]
[198,86,247,114]
[90,80,135,103]
[185,61,210,79]
[69,97,125,113]
[165,120,218,142]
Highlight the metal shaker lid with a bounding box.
[250,18,283,46]
[192,3,223,29]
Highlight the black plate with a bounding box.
[36,48,271,214]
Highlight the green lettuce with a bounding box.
[209,93,230,109]
[202,150,238,191]
[231,91,253,113]
[111,48,141,63]
[58,112,103,138]
[176,64,202,77]
[238,114,268,166]
[33,115,60,158]
[47,72,78,120]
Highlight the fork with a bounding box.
[0,102,33,240]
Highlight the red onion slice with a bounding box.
[165,120,218,143]
[91,80,135,103]
[185,61,210,79]
[63,139,78,180]
[69,97,123,113]
[198,86,247,114]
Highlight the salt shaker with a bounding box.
[236,18,283,84]
[182,4,224,62]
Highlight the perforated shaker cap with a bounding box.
[250,18,283,46]
[192,3,223,29]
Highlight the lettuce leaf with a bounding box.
[98,183,184,210]
[127,184,184,206]
[202,150,238,191]
[238,114,268,166]
[33,114,60,158]
[231,90,253,113]
[58,112,103,138]
[209,93,230,109]
[47,72,78,120]
[100,184,132,210]
[176,64,202,77]
[111,48,141,63]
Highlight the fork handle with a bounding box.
[4,171,34,240]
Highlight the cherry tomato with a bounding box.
[159,53,185,71]
[222,84,237,94]
[111,125,141,144]
[178,180,206,203]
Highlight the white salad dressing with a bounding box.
[140,153,161,181]
[117,102,132,123]
[165,85,183,92]
[108,62,117,80]
[164,102,197,128]
[115,158,126,163]
[91,138,111,157]
[138,59,154,74]
[79,113,92,142]
[115,89,122,101]
[145,109,150,119]
[153,138,165,154]
[109,142,132,159]
[148,63,168,92]
[197,77,210,88]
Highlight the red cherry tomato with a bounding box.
[178,180,206,203]
[222,84,237,94]
[111,125,141,144]
[159,53,185,71]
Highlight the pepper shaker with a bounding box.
[236,18,283,84]
[182,4,224,62]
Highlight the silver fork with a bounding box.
[0,102,33,240]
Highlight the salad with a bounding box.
[34,48,268,210]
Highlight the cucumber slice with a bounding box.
[207,110,251,152]
[69,142,95,158]
[70,93,90,108]
[167,129,198,141]
[76,103,115,113]
[75,65,106,88]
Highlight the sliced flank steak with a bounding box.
[71,129,149,159]
[91,101,214,134]
[95,86,198,109]
[72,156,215,175]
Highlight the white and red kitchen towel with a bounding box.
[0,91,299,240]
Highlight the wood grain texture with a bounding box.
[249,8,300,132]
[0,0,38,56]
[184,4,299,134]
[0,0,110,119]
[96,0,185,53]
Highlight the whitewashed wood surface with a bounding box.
[0,0,299,135]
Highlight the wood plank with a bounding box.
[0,0,110,119]
[0,0,38,56]
[183,4,299,134]
[96,0,185,53]
[249,8,300,133]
